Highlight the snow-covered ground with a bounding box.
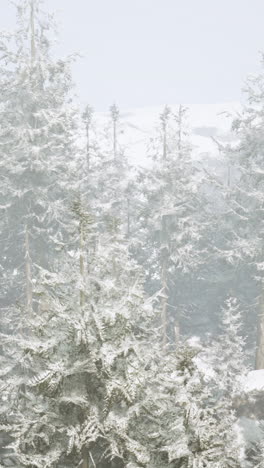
[95,101,241,166]
[244,370,264,393]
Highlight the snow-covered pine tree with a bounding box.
[93,104,140,242]
[216,60,264,368]
[207,297,249,466]
[131,338,244,467]
[82,104,95,173]
[0,0,82,465]
[255,436,264,468]
[176,339,244,468]
[214,297,248,400]
[137,105,204,346]
[0,185,159,468]
[0,0,78,316]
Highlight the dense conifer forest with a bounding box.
[0,1,264,467]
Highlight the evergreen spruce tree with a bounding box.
[214,297,248,400]
[0,0,78,314]
[131,339,244,468]
[256,438,264,468]
[137,105,204,346]
[93,103,136,238]
[217,60,264,368]
[177,340,243,468]
[0,205,158,467]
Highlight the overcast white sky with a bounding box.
[2,0,264,111]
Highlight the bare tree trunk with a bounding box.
[255,289,264,369]
[81,448,90,468]
[25,226,32,316]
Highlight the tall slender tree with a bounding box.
[0,0,78,316]
[217,61,264,368]
[137,106,204,346]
